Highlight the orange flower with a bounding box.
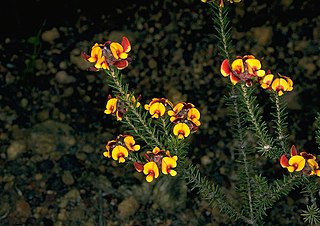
[260,73,274,90]
[111,145,129,163]
[145,98,173,118]
[280,154,305,172]
[82,36,132,71]
[173,122,191,139]
[187,108,201,126]
[110,37,131,60]
[104,134,140,164]
[104,97,118,115]
[280,145,320,176]
[143,162,159,182]
[220,55,265,86]
[124,135,140,151]
[162,156,178,176]
[104,94,140,121]
[271,78,289,96]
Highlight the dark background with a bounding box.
[1,0,320,225]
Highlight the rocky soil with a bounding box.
[0,0,319,225]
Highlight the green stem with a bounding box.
[110,69,163,148]
[218,5,230,60]
[181,158,254,224]
[231,87,255,224]
[240,84,275,157]
[274,93,287,152]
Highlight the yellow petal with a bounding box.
[110,42,123,59]
[231,59,244,74]
[173,123,191,139]
[288,156,306,171]
[105,98,118,114]
[111,145,128,162]
[149,102,166,118]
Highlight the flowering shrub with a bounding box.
[81,0,320,225]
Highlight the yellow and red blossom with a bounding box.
[162,156,178,176]
[144,98,173,118]
[110,37,131,60]
[168,102,201,138]
[173,122,191,139]
[220,55,265,86]
[104,97,118,115]
[134,148,178,182]
[187,108,201,126]
[259,71,294,95]
[280,145,320,176]
[124,135,140,151]
[260,73,274,90]
[85,43,110,70]
[111,145,128,163]
[104,94,140,121]
[271,78,289,96]
[143,161,159,182]
[280,155,305,172]
[103,134,140,163]
[201,0,241,5]
[82,36,132,71]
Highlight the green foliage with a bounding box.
[270,93,289,154]
[24,20,46,75]
[93,1,320,225]
[207,2,234,60]
[315,113,320,150]
[301,204,320,225]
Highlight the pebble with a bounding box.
[7,140,27,160]
[41,27,60,44]
[117,196,139,218]
[15,199,32,219]
[62,171,75,185]
[20,98,28,108]
[55,71,76,84]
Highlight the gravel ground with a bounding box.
[0,0,319,225]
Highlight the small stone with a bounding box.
[55,71,76,84]
[63,87,74,97]
[15,199,32,219]
[41,27,60,44]
[148,58,157,69]
[37,109,50,121]
[251,26,273,46]
[118,196,139,218]
[62,171,75,185]
[35,173,43,181]
[75,152,86,161]
[20,98,28,108]
[57,209,67,221]
[81,144,94,153]
[7,140,26,160]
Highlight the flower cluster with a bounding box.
[201,0,241,5]
[220,55,294,96]
[133,147,178,182]
[144,99,201,139]
[144,98,173,119]
[280,145,320,176]
[104,94,141,121]
[168,102,201,139]
[103,134,140,163]
[81,36,132,71]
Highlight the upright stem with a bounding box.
[218,5,230,60]
[240,84,275,157]
[274,93,287,152]
[231,87,255,224]
[110,69,163,148]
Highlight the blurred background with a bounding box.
[0,0,319,225]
